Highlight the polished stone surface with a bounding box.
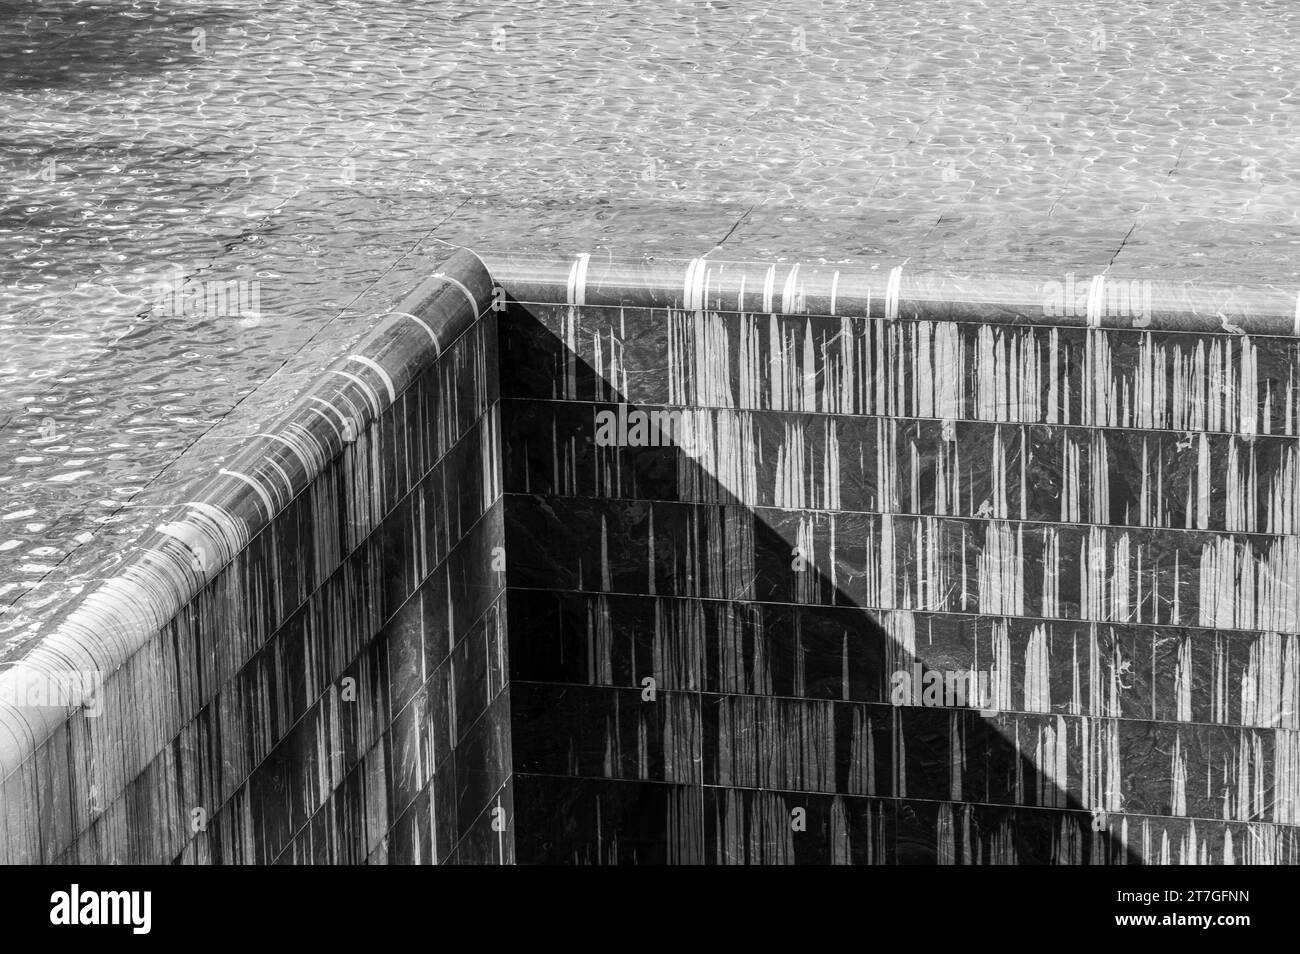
[495,267,1300,864]
[1,251,512,864]
[5,249,1299,864]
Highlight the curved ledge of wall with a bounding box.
[0,249,508,864]
[487,252,1300,335]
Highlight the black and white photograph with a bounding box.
[0,0,1288,928]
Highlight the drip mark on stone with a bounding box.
[381,312,441,354]
[762,265,776,314]
[307,399,347,442]
[566,253,591,306]
[684,257,707,312]
[886,266,903,321]
[259,428,323,476]
[431,271,481,316]
[347,355,396,403]
[218,468,277,520]
[830,270,840,316]
[328,369,382,418]
[262,456,294,501]
[1087,275,1105,327]
[781,263,801,314]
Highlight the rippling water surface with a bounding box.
[2,0,1300,629]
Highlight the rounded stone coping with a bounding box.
[485,252,1300,336]
[0,248,495,783]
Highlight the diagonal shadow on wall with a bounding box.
[494,295,1143,865]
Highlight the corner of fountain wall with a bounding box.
[0,247,501,863]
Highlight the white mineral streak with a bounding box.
[431,270,484,316]
[885,265,902,322]
[347,354,397,403]
[780,263,803,314]
[683,257,706,312]
[328,369,383,419]
[386,311,441,352]
[218,469,277,520]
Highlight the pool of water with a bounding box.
[3,0,1300,625]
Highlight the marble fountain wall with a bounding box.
[0,250,512,864]
[493,255,1300,864]
[3,250,1300,864]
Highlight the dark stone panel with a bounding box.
[270,605,313,748]
[387,681,428,822]
[272,491,314,625]
[506,589,703,691]
[377,491,417,622]
[699,789,1133,866]
[418,562,452,668]
[381,587,426,720]
[422,661,453,785]
[446,503,506,645]
[512,774,698,865]
[497,302,594,403]
[510,683,700,785]
[450,780,514,865]
[499,397,682,502]
[441,416,489,548]
[702,788,849,865]
[894,798,1041,865]
[453,691,513,844]
[450,608,496,745]
[430,762,459,863]
[377,392,402,513]
[389,787,433,865]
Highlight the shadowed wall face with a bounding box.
[0,253,512,865]
[498,292,1300,865]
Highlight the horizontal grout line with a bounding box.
[501,579,1300,639]
[509,770,1285,832]
[501,489,1300,546]
[497,394,1300,443]
[505,678,1295,733]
